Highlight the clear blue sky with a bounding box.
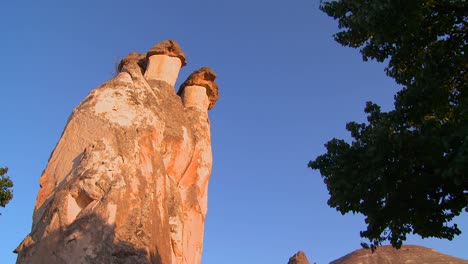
[1,1,466,263]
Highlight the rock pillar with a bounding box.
[174,67,218,264]
[15,40,218,264]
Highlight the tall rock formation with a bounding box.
[331,245,468,264]
[15,40,219,264]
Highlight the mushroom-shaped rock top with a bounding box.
[147,39,187,66]
[178,67,219,110]
[117,52,147,72]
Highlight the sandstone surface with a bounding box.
[331,245,468,264]
[15,39,218,264]
[288,251,310,264]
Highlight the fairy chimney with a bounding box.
[15,40,218,264]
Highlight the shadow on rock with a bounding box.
[15,212,163,264]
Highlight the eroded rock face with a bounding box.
[331,245,468,264]
[15,40,218,264]
[288,251,310,264]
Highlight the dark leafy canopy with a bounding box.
[0,167,13,209]
[309,0,467,249]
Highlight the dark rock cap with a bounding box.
[147,39,187,66]
[178,67,219,110]
[288,251,310,264]
[117,52,147,72]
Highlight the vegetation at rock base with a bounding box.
[0,167,13,211]
[309,0,467,250]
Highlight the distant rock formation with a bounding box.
[15,40,219,264]
[331,245,468,264]
[288,251,310,264]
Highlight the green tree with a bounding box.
[0,167,13,210]
[309,0,467,249]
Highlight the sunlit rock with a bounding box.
[15,39,218,264]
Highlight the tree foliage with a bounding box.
[0,167,13,210]
[309,0,467,249]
